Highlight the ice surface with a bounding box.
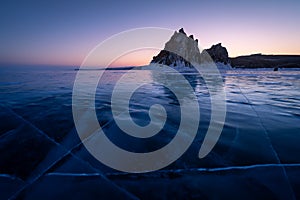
[0,66,299,199]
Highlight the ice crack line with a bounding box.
[104,163,300,177]
[235,83,296,200]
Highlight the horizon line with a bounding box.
[1,52,300,68]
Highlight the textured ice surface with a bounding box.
[0,66,299,199]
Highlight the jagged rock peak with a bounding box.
[151,28,201,67]
[204,43,229,64]
[212,43,223,48]
[189,35,194,39]
[179,28,186,35]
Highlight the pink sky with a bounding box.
[1,1,299,67]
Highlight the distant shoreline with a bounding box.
[230,54,300,69]
[74,66,136,71]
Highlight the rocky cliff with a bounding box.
[151,28,201,67]
[204,43,229,64]
[151,28,230,67]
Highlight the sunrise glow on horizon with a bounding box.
[1,0,299,67]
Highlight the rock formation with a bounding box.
[204,43,229,64]
[151,28,230,67]
[151,28,300,69]
[151,28,201,67]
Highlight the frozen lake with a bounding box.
[0,66,300,199]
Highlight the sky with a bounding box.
[0,0,300,67]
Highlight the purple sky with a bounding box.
[0,0,299,66]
